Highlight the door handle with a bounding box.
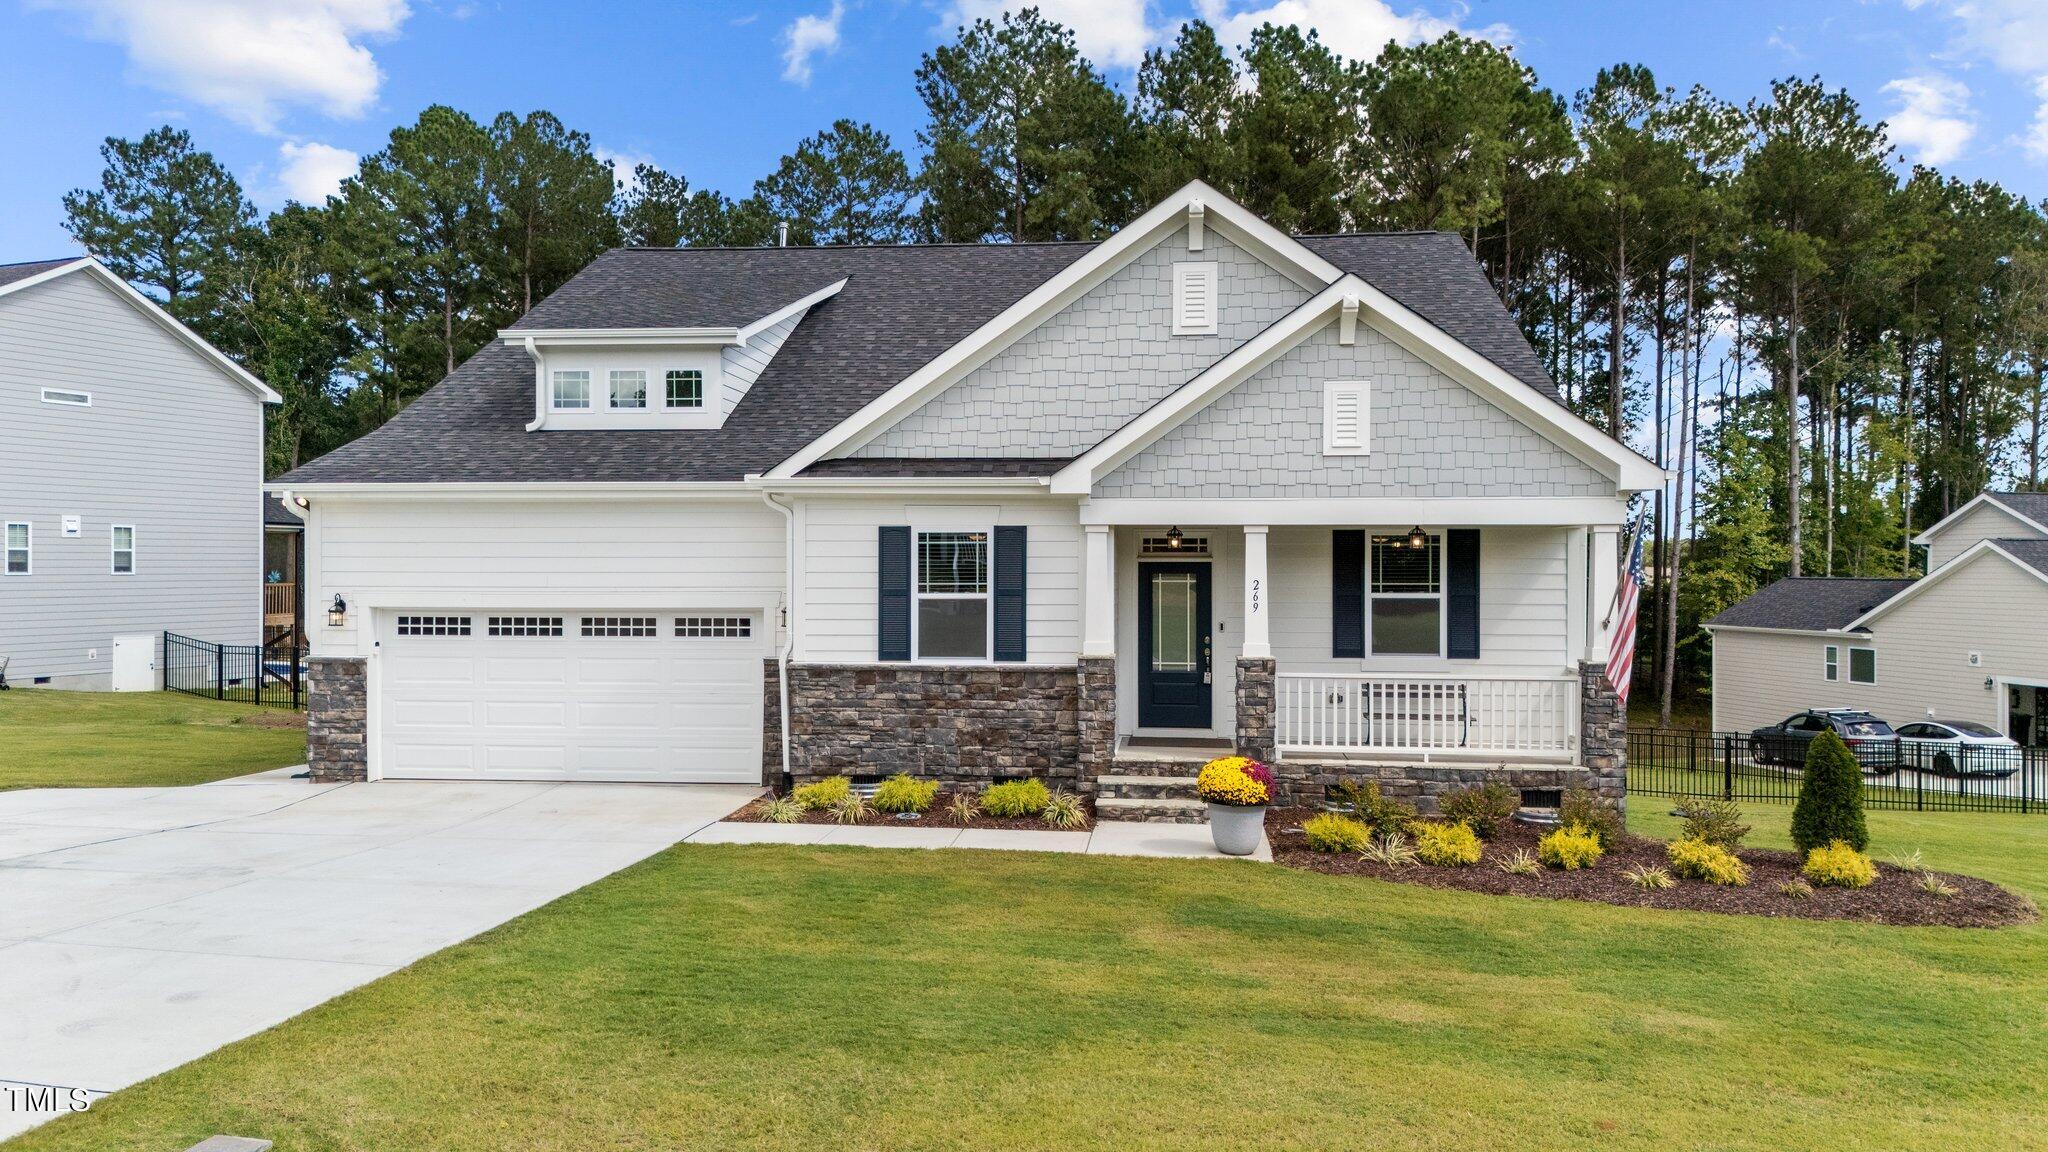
[1202,635,1212,683]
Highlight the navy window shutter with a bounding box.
[1447,528,1481,660]
[878,526,911,661]
[1332,530,1365,658]
[993,525,1027,662]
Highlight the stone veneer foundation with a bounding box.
[1076,656,1118,789]
[780,663,1081,787]
[305,656,368,782]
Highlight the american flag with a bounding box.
[1607,513,1647,708]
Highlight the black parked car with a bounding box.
[1750,709,1900,773]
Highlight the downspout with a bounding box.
[520,337,548,432]
[759,488,795,781]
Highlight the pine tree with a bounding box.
[755,120,916,245]
[62,126,255,322]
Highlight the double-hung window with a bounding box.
[1370,533,1441,655]
[551,370,590,410]
[111,525,135,574]
[915,530,989,660]
[609,370,647,410]
[4,522,28,575]
[665,369,703,409]
[1824,645,1839,681]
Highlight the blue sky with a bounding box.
[3,0,2046,259]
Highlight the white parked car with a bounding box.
[1892,720,2022,778]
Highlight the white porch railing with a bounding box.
[1277,672,1578,759]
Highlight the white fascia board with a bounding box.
[738,278,846,342]
[268,481,759,501]
[2,260,283,403]
[744,475,1055,494]
[1702,623,1862,639]
[764,180,1345,478]
[500,327,743,347]
[1848,539,2048,629]
[1909,491,2048,545]
[1077,496,1630,527]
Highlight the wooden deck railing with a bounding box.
[263,582,296,621]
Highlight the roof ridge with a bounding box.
[612,239,1104,253]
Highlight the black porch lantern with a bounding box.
[1164,526,1185,550]
[327,594,348,628]
[1406,525,1427,550]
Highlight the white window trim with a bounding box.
[111,524,136,575]
[1365,530,1445,659]
[550,369,591,411]
[1849,647,1876,685]
[1171,261,1219,336]
[911,526,994,664]
[1324,380,1369,456]
[40,387,91,406]
[1824,645,1839,681]
[608,369,648,410]
[664,368,705,410]
[4,521,28,576]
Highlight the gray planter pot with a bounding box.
[1207,802,1267,856]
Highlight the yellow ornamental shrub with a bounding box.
[1301,813,1370,853]
[1538,823,1604,870]
[792,775,851,811]
[979,777,1051,818]
[1803,840,1878,888]
[1667,837,1750,886]
[871,773,939,814]
[1411,820,1483,867]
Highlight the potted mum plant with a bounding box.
[1196,755,1274,856]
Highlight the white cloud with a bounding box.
[2027,77,2048,163]
[33,0,409,133]
[1909,0,2048,165]
[596,146,657,195]
[945,0,1159,69]
[276,141,358,204]
[1191,0,1510,63]
[781,1,844,86]
[1882,74,1975,165]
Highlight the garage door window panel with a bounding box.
[397,615,472,636]
[676,616,752,638]
[581,616,658,638]
[489,616,564,637]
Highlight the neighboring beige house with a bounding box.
[1705,490,2048,743]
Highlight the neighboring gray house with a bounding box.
[1705,490,2048,744]
[0,257,279,690]
[274,182,1663,816]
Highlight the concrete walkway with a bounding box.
[0,770,756,1140]
[689,818,1272,861]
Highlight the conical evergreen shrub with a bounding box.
[1790,729,1868,854]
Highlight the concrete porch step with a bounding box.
[1094,796,1208,824]
[1094,774,1200,799]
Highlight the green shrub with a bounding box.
[1329,778,1417,835]
[1667,837,1749,886]
[1042,789,1089,829]
[792,775,851,811]
[872,774,939,814]
[1558,788,1623,849]
[1803,840,1878,888]
[829,793,869,824]
[1411,820,1483,867]
[1791,730,1868,854]
[1302,813,1371,853]
[1622,864,1675,891]
[1438,781,1519,840]
[1538,823,1604,870]
[1674,797,1750,849]
[980,777,1051,818]
[1496,848,1541,876]
[761,796,805,824]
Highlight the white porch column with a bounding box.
[1242,525,1271,659]
[1586,524,1620,664]
[1083,524,1115,657]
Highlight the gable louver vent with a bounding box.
[1172,262,1218,335]
[1323,381,1369,455]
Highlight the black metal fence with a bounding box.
[1629,728,2047,813]
[163,631,306,709]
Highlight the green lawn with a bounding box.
[0,689,306,791]
[13,799,2045,1151]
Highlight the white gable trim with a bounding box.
[1847,539,2048,629]
[765,181,1342,478]
[0,258,281,403]
[740,279,845,343]
[1909,491,2048,546]
[1049,276,1664,496]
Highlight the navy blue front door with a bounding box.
[1137,562,1212,729]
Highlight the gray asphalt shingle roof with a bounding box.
[264,493,304,527]
[1705,577,1918,632]
[1990,490,2048,527]
[1995,536,2048,578]
[0,258,81,290]
[278,232,1566,486]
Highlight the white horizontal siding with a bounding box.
[721,312,802,411]
[0,271,263,686]
[1926,502,2043,569]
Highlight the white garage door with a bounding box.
[377,611,765,783]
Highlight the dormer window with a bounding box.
[666,369,704,409]
[551,370,590,410]
[609,370,647,409]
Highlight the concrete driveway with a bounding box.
[0,770,756,1139]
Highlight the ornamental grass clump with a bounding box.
[872,773,939,815]
[1803,840,1878,888]
[1302,813,1371,854]
[829,793,869,825]
[1496,848,1541,876]
[1792,730,1868,854]
[1196,756,1274,806]
[1667,837,1749,886]
[1042,789,1089,830]
[1623,864,1676,891]
[1438,782,1519,840]
[1359,830,1418,869]
[979,777,1051,818]
[792,775,851,811]
[1411,820,1483,867]
[1538,823,1604,870]
[945,794,979,824]
[761,796,804,824]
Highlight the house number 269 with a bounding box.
[1250,577,1261,614]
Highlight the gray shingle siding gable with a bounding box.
[1095,320,1613,499]
[855,226,1311,459]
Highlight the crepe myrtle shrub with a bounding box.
[1791,731,1868,854]
[1438,781,1519,840]
[872,773,940,815]
[979,777,1051,818]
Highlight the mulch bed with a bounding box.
[729,790,1093,832]
[1267,807,2036,928]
